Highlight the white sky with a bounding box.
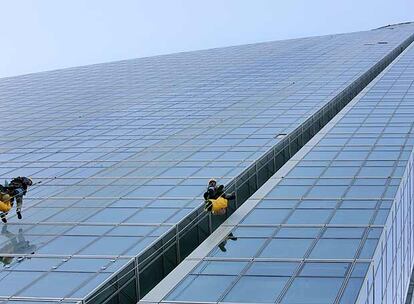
[1,0,413,78]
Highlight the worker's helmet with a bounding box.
[22,177,33,187]
[208,178,217,187]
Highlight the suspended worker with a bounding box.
[203,179,237,245]
[203,178,236,215]
[0,177,33,223]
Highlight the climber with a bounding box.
[1,177,33,223]
[203,178,236,215]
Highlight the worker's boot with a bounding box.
[1,215,7,223]
[218,240,227,252]
[16,211,22,220]
[228,232,237,241]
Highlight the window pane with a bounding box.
[193,261,247,275]
[247,262,299,276]
[286,209,332,224]
[260,239,313,258]
[242,209,290,224]
[300,262,350,277]
[339,278,364,304]
[18,272,94,298]
[224,276,288,303]
[167,275,235,302]
[310,239,359,259]
[330,209,374,225]
[211,238,266,258]
[282,277,343,303]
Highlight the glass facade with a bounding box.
[144,26,414,304]
[0,23,414,303]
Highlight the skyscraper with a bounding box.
[0,23,413,304]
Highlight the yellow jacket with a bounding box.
[0,194,12,213]
[208,196,228,215]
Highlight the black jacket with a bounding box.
[8,177,30,196]
[203,185,235,200]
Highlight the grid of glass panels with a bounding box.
[0,24,413,303]
[160,31,414,304]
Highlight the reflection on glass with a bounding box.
[0,225,37,267]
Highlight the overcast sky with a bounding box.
[1,0,413,78]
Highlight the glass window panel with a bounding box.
[125,185,173,197]
[38,236,96,255]
[339,278,364,304]
[286,209,332,224]
[66,225,113,235]
[276,227,320,238]
[257,199,299,208]
[336,151,369,160]
[367,227,383,239]
[18,272,94,298]
[159,167,200,177]
[84,208,136,223]
[123,236,157,256]
[12,258,62,272]
[167,208,193,223]
[304,151,338,160]
[297,200,337,209]
[260,239,313,258]
[107,225,156,236]
[306,186,348,198]
[211,238,266,258]
[163,185,204,197]
[373,209,390,225]
[345,186,385,198]
[45,208,99,222]
[233,227,275,237]
[166,275,235,302]
[359,166,393,177]
[70,273,112,298]
[330,209,375,225]
[323,228,365,238]
[288,166,325,177]
[359,239,379,259]
[247,262,299,276]
[125,208,179,223]
[317,179,350,186]
[57,258,111,272]
[340,200,378,209]
[224,276,288,303]
[280,179,314,186]
[300,262,350,277]
[242,209,290,224]
[281,277,343,304]
[310,239,360,259]
[268,185,311,198]
[351,263,370,278]
[193,261,248,275]
[79,236,140,255]
[0,271,44,296]
[323,166,359,177]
